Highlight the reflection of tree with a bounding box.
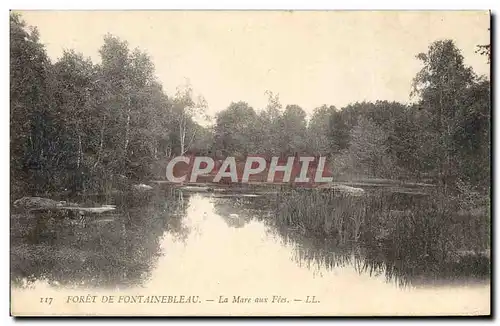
[212,196,263,229]
[233,193,490,288]
[212,198,250,229]
[11,188,190,288]
[268,222,489,288]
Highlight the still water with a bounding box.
[11,191,490,316]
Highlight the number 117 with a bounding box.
[40,297,53,305]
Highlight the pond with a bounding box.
[10,188,490,316]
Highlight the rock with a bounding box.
[13,196,116,214]
[14,197,65,210]
[90,218,115,224]
[132,184,154,191]
[181,186,210,192]
[60,206,116,214]
[333,185,365,196]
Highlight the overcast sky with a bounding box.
[18,10,490,117]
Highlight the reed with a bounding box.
[271,188,489,258]
[268,187,490,284]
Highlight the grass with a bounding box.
[268,187,490,285]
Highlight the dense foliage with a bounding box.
[11,13,490,198]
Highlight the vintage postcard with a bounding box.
[10,10,491,316]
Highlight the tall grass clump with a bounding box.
[271,187,490,283]
[274,188,387,244]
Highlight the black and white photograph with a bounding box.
[9,10,491,316]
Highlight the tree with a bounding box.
[256,91,285,157]
[97,34,133,173]
[411,39,477,190]
[475,28,491,64]
[51,50,100,192]
[10,12,490,196]
[329,110,350,153]
[10,13,54,194]
[280,104,307,155]
[214,101,259,157]
[307,105,336,156]
[452,79,490,191]
[172,81,208,156]
[10,13,215,193]
[349,117,392,177]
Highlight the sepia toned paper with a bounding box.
[10,10,491,317]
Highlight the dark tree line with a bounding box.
[10,13,490,197]
[213,40,490,194]
[11,13,210,197]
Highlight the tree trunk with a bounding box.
[124,106,131,154]
[93,115,106,170]
[179,113,186,155]
[77,132,82,168]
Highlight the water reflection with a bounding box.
[144,194,488,315]
[11,189,490,289]
[10,188,189,288]
[232,192,490,288]
[11,191,490,315]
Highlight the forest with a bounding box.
[10,13,491,199]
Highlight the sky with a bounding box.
[17,11,490,118]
